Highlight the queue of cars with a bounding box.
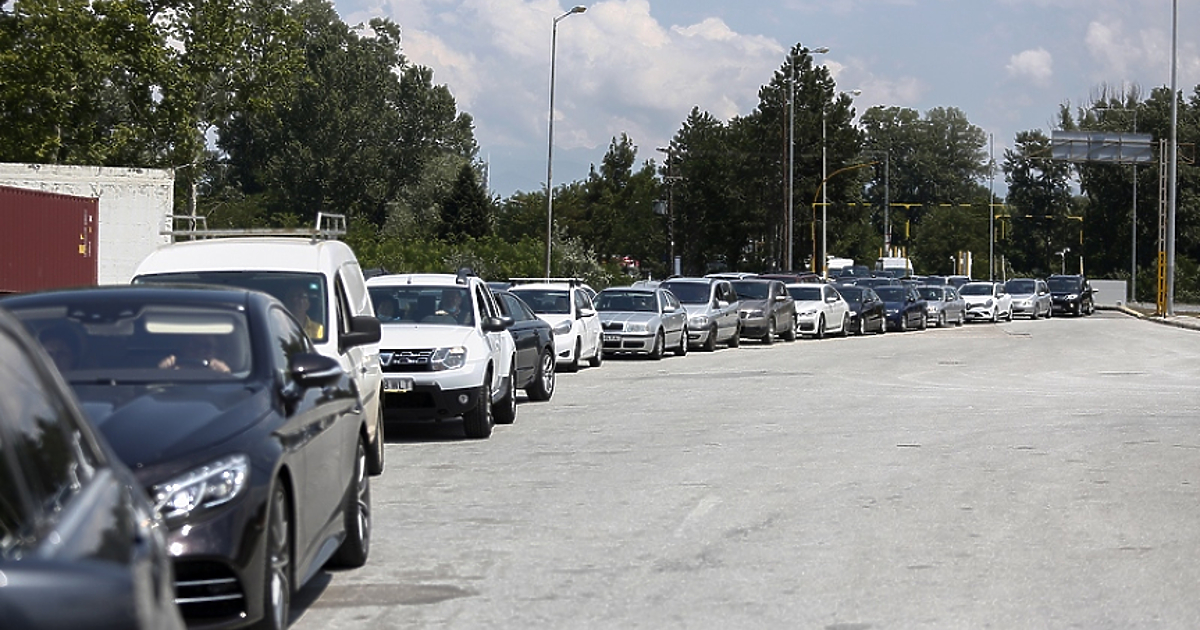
[0,224,1100,630]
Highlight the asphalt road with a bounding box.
[290,311,1200,629]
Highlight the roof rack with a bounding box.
[164,212,347,243]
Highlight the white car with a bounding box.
[367,271,517,439]
[960,281,1014,323]
[509,282,603,372]
[786,282,850,338]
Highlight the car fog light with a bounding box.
[458,393,470,405]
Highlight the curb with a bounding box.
[1109,304,1200,332]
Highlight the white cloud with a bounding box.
[1006,48,1054,86]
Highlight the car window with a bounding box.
[0,327,101,555]
[267,304,313,382]
[660,282,709,305]
[496,293,530,322]
[511,289,572,315]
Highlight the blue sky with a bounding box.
[330,0,1199,200]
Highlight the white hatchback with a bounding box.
[509,282,603,372]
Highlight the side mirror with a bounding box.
[290,352,344,389]
[340,315,381,350]
[578,307,596,319]
[482,316,513,332]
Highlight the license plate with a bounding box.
[603,334,618,342]
[383,376,413,393]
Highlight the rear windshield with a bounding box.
[660,282,710,305]
[510,289,572,315]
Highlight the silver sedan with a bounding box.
[595,287,689,359]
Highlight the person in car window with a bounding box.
[436,289,465,320]
[158,334,231,373]
[285,285,324,340]
[38,324,82,371]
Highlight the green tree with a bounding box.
[440,163,492,240]
[1002,129,1075,274]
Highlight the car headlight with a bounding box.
[741,309,764,318]
[551,320,573,335]
[799,308,818,317]
[985,299,994,308]
[430,346,467,371]
[624,321,650,333]
[926,305,937,312]
[689,315,710,328]
[153,454,249,521]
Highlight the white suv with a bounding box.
[509,281,602,372]
[367,271,517,439]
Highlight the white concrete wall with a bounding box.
[1092,279,1128,307]
[0,163,173,284]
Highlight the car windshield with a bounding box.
[660,282,710,305]
[835,287,863,302]
[787,286,822,301]
[1006,280,1037,294]
[874,287,907,301]
[917,287,943,300]
[135,270,328,343]
[369,286,474,326]
[1047,277,1082,292]
[730,281,770,301]
[6,299,253,381]
[595,291,657,312]
[510,289,572,315]
[959,284,994,296]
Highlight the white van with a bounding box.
[131,217,386,474]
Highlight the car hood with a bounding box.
[793,299,824,311]
[74,382,267,472]
[379,323,477,348]
[738,299,768,310]
[1009,292,1036,299]
[600,312,657,325]
[961,294,994,304]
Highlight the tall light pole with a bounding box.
[545,5,587,279]
[821,88,860,279]
[787,46,827,272]
[1166,0,1178,315]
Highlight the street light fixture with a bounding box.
[787,46,828,272]
[821,88,861,279]
[1058,247,1070,275]
[545,5,587,279]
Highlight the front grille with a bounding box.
[602,322,624,331]
[381,349,434,372]
[174,560,246,623]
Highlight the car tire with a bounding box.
[562,339,581,373]
[937,312,946,328]
[957,311,965,326]
[368,402,384,476]
[588,341,603,367]
[838,314,850,337]
[702,325,717,352]
[783,317,797,342]
[919,312,927,330]
[526,347,555,401]
[330,436,371,568]
[493,366,517,425]
[252,483,292,630]
[990,309,998,323]
[857,316,866,336]
[462,379,493,439]
[649,330,665,360]
[674,328,689,356]
[898,315,907,332]
[1006,308,1013,322]
[728,325,741,348]
[814,315,825,340]
[762,319,775,345]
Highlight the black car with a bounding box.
[493,289,555,401]
[1047,274,1096,316]
[0,306,185,630]
[832,284,887,335]
[874,285,928,332]
[3,286,375,630]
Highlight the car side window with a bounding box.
[475,284,497,321]
[267,305,311,381]
[334,277,352,337]
[0,328,100,541]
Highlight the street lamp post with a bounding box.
[656,146,680,275]
[544,5,586,279]
[1058,247,1070,275]
[787,46,827,273]
[821,89,860,279]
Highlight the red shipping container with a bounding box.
[0,185,98,294]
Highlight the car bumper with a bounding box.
[602,332,655,354]
[737,314,769,336]
[795,313,820,333]
[964,305,995,320]
[1051,299,1080,313]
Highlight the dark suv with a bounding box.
[1046,275,1096,316]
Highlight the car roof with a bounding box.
[509,283,579,292]
[0,283,265,311]
[367,273,472,288]
[599,287,657,293]
[135,238,358,276]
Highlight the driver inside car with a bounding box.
[158,334,232,373]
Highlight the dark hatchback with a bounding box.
[832,284,887,335]
[0,306,184,630]
[874,285,928,332]
[1047,274,1096,316]
[493,289,556,401]
[3,286,376,630]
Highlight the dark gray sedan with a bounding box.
[595,287,688,359]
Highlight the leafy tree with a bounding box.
[440,163,492,240]
[1002,129,1075,274]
